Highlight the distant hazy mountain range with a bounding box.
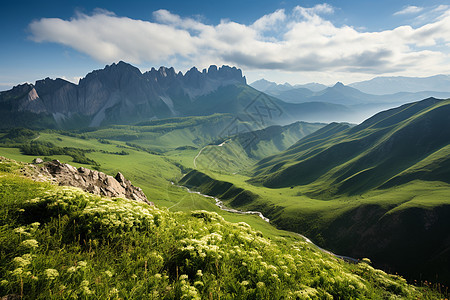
[251,78,327,94]
[251,78,450,105]
[252,74,450,95]
[349,74,450,95]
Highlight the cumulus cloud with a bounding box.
[29,12,199,64]
[394,5,424,16]
[28,4,450,78]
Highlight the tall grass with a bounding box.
[0,169,444,299]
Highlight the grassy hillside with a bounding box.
[251,98,450,197]
[81,114,257,152]
[0,126,313,238]
[194,122,324,174]
[0,160,443,299]
[1,99,450,289]
[178,99,450,285]
[180,169,450,286]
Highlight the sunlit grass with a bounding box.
[0,169,442,299]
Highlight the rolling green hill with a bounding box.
[179,98,450,285]
[194,121,325,174]
[0,159,441,299]
[1,97,450,288]
[251,97,450,197]
[70,114,258,152]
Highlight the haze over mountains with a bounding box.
[350,74,450,95]
[252,97,450,195]
[251,77,450,106]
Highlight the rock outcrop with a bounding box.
[40,160,151,205]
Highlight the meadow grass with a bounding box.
[0,167,443,299]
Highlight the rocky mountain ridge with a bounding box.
[0,62,246,127]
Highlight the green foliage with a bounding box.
[97,138,111,145]
[81,114,257,152]
[125,143,161,155]
[0,111,57,130]
[3,128,38,141]
[19,141,100,166]
[0,172,442,299]
[0,128,39,145]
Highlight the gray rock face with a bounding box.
[0,62,247,127]
[41,160,151,205]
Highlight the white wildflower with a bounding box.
[21,239,39,249]
[179,274,188,280]
[77,261,87,268]
[104,270,113,278]
[13,256,31,268]
[11,268,23,276]
[44,268,59,280]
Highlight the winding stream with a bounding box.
[170,181,359,263]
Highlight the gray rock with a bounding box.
[33,158,44,164]
[40,160,151,205]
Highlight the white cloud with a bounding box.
[294,3,334,17]
[29,12,199,64]
[394,5,424,16]
[28,5,450,80]
[433,5,450,12]
[251,9,286,31]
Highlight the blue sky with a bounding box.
[1,0,450,90]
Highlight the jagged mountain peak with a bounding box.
[34,77,74,96]
[0,61,248,128]
[102,61,142,76]
[79,61,142,84]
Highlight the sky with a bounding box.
[1,0,450,91]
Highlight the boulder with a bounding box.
[41,160,151,205]
[32,158,44,164]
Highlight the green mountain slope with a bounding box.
[0,159,443,299]
[80,114,258,152]
[179,98,450,285]
[251,98,450,197]
[194,121,325,174]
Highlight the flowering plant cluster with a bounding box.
[0,172,442,299]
